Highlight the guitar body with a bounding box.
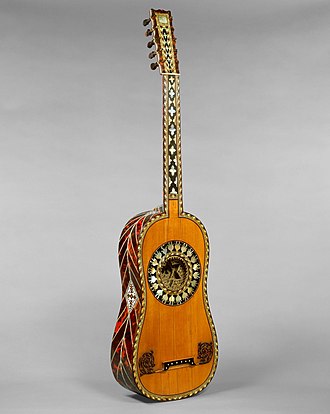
[110,9,218,401]
[138,200,217,399]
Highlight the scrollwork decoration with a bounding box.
[139,351,156,376]
[197,342,213,365]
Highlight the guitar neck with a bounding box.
[162,74,183,214]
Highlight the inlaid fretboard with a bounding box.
[162,74,182,214]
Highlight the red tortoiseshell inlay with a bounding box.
[111,208,162,392]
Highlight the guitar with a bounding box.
[110,9,218,401]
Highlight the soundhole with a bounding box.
[159,256,189,292]
[147,241,201,306]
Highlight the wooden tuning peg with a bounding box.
[147,40,155,48]
[148,51,157,59]
[143,18,151,26]
[150,62,159,70]
[145,28,153,37]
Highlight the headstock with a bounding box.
[143,9,180,75]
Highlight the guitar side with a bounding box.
[110,208,162,393]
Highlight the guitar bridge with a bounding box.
[163,357,195,371]
[138,342,213,375]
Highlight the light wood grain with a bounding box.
[137,200,215,397]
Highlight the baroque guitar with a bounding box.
[110,9,218,401]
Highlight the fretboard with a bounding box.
[162,74,183,214]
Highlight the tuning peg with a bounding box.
[150,62,159,70]
[143,18,151,26]
[147,40,155,48]
[145,28,153,37]
[148,51,157,59]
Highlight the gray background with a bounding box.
[1,0,329,412]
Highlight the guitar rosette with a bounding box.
[147,240,201,306]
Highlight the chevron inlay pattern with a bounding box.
[111,207,162,393]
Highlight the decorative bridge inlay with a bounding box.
[138,343,213,376]
[139,351,155,376]
[163,358,196,371]
[198,342,213,364]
